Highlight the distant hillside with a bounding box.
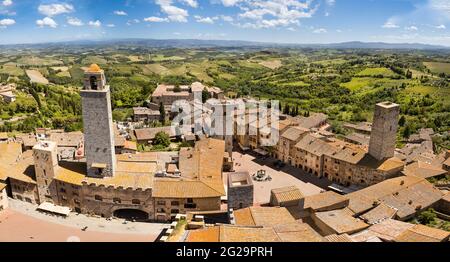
[1,39,449,50]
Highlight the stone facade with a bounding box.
[0,183,8,211]
[154,197,221,222]
[369,102,400,161]
[227,172,254,210]
[10,178,39,204]
[80,183,153,219]
[33,141,59,204]
[81,66,116,177]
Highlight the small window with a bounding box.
[171,201,180,206]
[94,195,103,201]
[132,199,141,205]
[113,198,121,204]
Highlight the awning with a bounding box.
[92,163,107,169]
[254,148,269,156]
[37,202,71,216]
[238,143,250,151]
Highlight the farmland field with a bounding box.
[356,67,398,78]
[259,60,282,70]
[423,62,450,74]
[26,70,49,84]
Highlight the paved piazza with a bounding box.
[226,151,330,205]
[0,199,167,242]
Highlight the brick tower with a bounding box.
[81,64,116,177]
[369,101,400,161]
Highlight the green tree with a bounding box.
[398,115,406,127]
[403,125,411,139]
[417,209,437,225]
[159,102,166,121]
[154,131,170,147]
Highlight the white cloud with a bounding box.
[179,0,198,8]
[405,25,418,31]
[126,19,140,25]
[382,21,399,28]
[88,20,102,27]
[326,0,335,6]
[38,3,74,17]
[221,0,241,7]
[36,17,58,28]
[313,28,327,33]
[2,0,12,7]
[155,0,189,22]
[0,18,14,27]
[225,0,318,29]
[114,10,127,16]
[220,15,234,22]
[287,27,296,31]
[144,16,169,22]
[436,24,446,29]
[106,24,115,27]
[195,15,214,24]
[67,17,84,26]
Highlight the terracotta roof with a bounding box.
[220,226,280,242]
[367,219,414,241]
[281,126,309,141]
[394,224,450,242]
[15,133,37,148]
[153,180,223,198]
[402,161,447,179]
[134,126,176,141]
[325,234,353,242]
[0,142,22,164]
[300,191,349,212]
[49,131,83,147]
[443,157,450,167]
[186,226,220,242]
[54,162,87,186]
[349,230,383,242]
[347,176,442,218]
[234,207,296,227]
[360,203,398,225]
[6,156,36,184]
[123,140,137,151]
[273,222,325,242]
[271,186,303,207]
[87,64,102,73]
[313,208,369,235]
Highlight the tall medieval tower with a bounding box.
[33,141,58,204]
[368,101,400,161]
[81,64,116,177]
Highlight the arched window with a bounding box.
[90,76,98,90]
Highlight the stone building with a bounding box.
[0,182,7,211]
[369,102,400,161]
[277,126,309,165]
[227,172,253,210]
[133,107,161,123]
[80,64,116,177]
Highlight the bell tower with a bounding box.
[81,64,116,177]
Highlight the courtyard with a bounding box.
[226,150,330,205]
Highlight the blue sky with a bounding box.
[0,0,449,45]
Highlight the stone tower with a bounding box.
[33,141,58,204]
[81,64,116,177]
[369,101,400,161]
